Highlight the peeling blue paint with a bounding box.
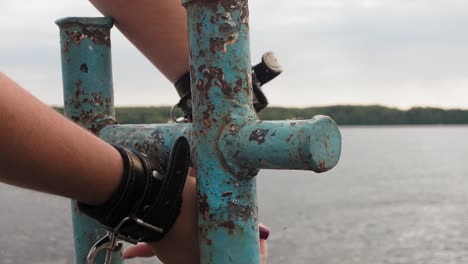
[56,17,122,264]
[57,4,342,263]
[182,1,342,263]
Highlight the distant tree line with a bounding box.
[54,105,468,125]
[259,105,468,125]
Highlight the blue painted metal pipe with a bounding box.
[222,117,341,172]
[100,118,340,172]
[183,0,264,263]
[56,17,122,264]
[100,123,192,166]
[56,4,342,264]
[182,0,342,263]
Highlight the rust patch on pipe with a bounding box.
[219,220,236,234]
[68,27,110,46]
[74,79,83,89]
[196,23,203,34]
[222,191,233,197]
[80,63,88,73]
[233,78,243,94]
[81,26,110,46]
[151,130,165,145]
[68,80,84,108]
[227,201,256,221]
[249,129,269,144]
[202,103,216,129]
[91,92,104,106]
[318,161,326,172]
[199,194,210,219]
[229,124,238,135]
[61,23,111,54]
[200,66,233,97]
[203,112,212,129]
[89,117,117,135]
[198,64,206,73]
[69,111,117,135]
[209,37,225,54]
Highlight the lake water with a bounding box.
[2,126,468,264]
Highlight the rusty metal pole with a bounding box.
[182,0,261,262]
[56,17,122,264]
[56,6,342,264]
[182,0,341,263]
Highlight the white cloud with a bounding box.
[2,0,468,108]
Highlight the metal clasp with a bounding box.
[86,216,165,264]
[171,104,190,123]
[86,231,122,264]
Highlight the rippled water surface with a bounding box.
[2,126,468,264]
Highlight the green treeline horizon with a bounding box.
[54,105,468,125]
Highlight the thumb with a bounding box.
[260,239,268,264]
[122,243,156,259]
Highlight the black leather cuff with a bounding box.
[174,71,191,98]
[78,137,190,243]
[252,72,269,113]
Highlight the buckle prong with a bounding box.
[86,216,164,264]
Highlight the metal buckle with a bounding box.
[86,231,122,264]
[86,216,165,264]
[171,103,189,123]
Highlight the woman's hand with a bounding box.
[122,237,268,264]
[122,168,269,264]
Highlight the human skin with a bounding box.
[0,72,123,206]
[0,72,201,262]
[88,0,190,83]
[86,0,269,261]
[0,0,267,262]
[0,73,268,263]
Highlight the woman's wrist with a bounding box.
[147,176,200,264]
[84,145,124,206]
[78,137,191,244]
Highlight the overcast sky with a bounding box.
[1,0,468,109]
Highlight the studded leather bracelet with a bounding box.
[78,137,190,243]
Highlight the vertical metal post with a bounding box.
[55,6,342,264]
[56,17,122,264]
[183,0,261,263]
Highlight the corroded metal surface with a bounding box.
[183,0,261,263]
[183,0,342,263]
[100,118,340,173]
[57,17,116,134]
[222,116,341,172]
[56,17,122,264]
[57,4,342,263]
[100,123,191,166]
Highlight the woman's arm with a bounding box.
[0,72,201,263]
[89,0,190,82]
[0,72,122,205]
[0,1,268,262]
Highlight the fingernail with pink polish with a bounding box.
[259,225,270,240]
